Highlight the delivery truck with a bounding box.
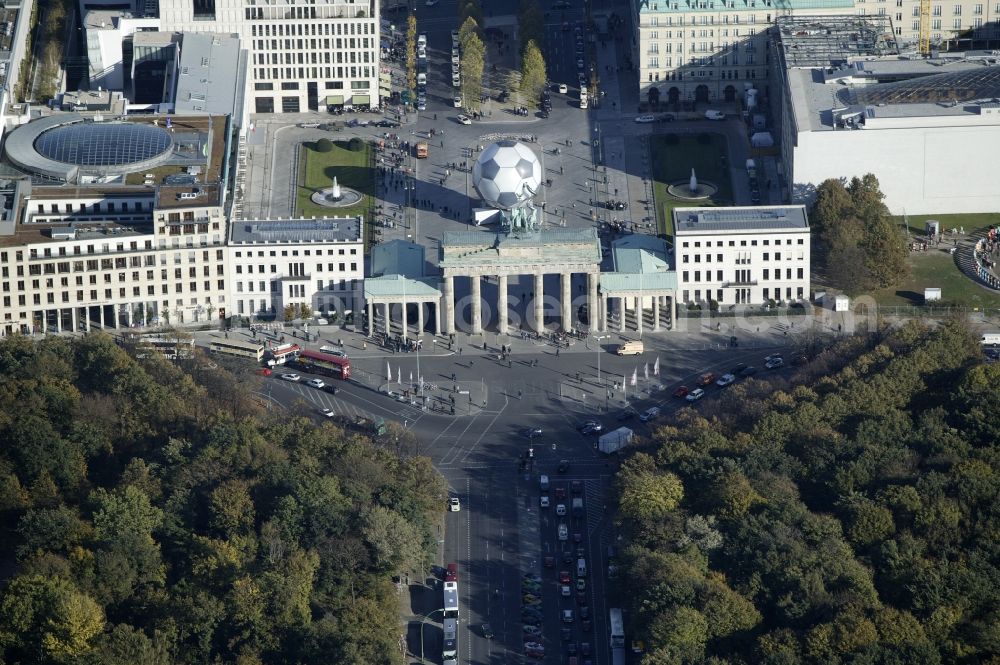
[598,427,633,454]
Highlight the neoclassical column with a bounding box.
[434,301,442,335]
[353,292,364,333]
[560,272,572,331]
[417,300,425,336]
[471,275,482,335]
[534,272,545,333]
[600,294,608,332]
[401,300,409,340]
[670,295,677,330]
[382,302,391,335]
[497,274,508,335]
[636,296,643,334]
[367,300,375,336]
[588,272,599,332]
[443,275,456,335]
[618,297,625,332]
[653,295,661,332]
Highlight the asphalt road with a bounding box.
[252,334,794,665]
[234,3,785,662]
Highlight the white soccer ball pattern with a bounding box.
[472,140,542,210]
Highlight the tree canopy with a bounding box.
[613,320,1000,664]
[0,333,446,664]
[810,174,909,295]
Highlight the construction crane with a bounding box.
[919,0,931,55]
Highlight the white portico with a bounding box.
[438,228,602,335]
[599,234,678,333]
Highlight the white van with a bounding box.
[616,340,644,356]
[577,558,587,577]
[539,475,550,491]
[981,333,1000,346]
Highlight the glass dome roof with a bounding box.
[836,66,1000,106]
[34,122,173,166]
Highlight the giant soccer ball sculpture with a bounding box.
[473,140,542,210]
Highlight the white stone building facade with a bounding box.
[227,217,365,320]
[632,0,1000,106]
[157,0,381,113]
[673,206,811,306]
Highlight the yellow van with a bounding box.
[616,340,644,356]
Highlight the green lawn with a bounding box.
[897,212,998,237]
[649,133,733,242]
[295,140,373,220]
[874,250,1000,309]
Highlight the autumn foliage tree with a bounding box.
[614,320,999,664]
[0,333,446,664]
[811,174,909,295]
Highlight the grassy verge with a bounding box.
[896,212,998,237]
[295,140,373,220]
[873,250,1000,308]
[649,133,733,243]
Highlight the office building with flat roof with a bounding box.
[773,15,1000,213]
[227,217,365,321]
[672,205,811,305]
[157,0,380,113]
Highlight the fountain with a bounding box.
[311,174,362,208]
[667,167,719,201]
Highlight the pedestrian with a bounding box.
[556,348,560,357]
[459,347,463,355]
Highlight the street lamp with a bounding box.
[592,334,609,385]
[420,608,445,661]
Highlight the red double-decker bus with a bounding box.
[294,348,351,380]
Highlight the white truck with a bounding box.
[598,427,633,454]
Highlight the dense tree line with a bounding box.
[615,320,1000,664]
[0,333,446,664]
[811,175,909,295]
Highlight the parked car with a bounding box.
[634,114,657,123]
[457,114,472,125]
[558,523,568,540]
[686,388,706,402]
[673,385,690,398]
[280,373,300,382]
[319,407,335,418]
[306,378,326,388]
[446,563,458,581]
[558,83,568,93]
[705,109,725,120]
[559,570,572,584]
[556,503,567,516]
[449,497,461,512]
[540,495,550,508]
[765,357,785,369]
[740,365,758,377]
[697,372,717,386]
[639,407,660,422]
